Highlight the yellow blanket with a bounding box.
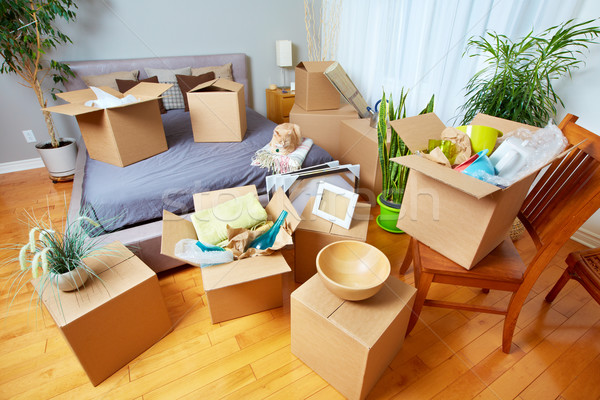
[191,192,267,245]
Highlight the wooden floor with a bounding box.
[0,168,599,400]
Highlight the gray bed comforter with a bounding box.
[81,107,333,233]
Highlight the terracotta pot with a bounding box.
[376,193,403,233]
[35,138,77,179]
[52,266,89,291]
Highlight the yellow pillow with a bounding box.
[82,70,139,91]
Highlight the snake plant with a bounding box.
[378,89,434,204]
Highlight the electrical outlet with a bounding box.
[22,130,37,143]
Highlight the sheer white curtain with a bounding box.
[335,0,584,124]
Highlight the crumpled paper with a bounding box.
[423,147,451,167]
[225,219,293,260]
[84,86,138,108]
[441,127,472,165]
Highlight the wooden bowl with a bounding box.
[316,241,391,301]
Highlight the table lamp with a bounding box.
[276,40,293,88]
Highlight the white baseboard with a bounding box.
[571,227,600,248]
[0,158,45,174]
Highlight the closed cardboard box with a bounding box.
[290,103,359,160]
[36,242,172,386]
[295,61,340,111]
[44,83,171,167]
[188,78,247,142]
[291,275,417,400]
[161,185,301,323]
[390,113,544,269]
[339,119,388,204]
[294,197,370,283]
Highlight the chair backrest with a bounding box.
[519,114,600,278]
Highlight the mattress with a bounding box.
[81,107,333,234]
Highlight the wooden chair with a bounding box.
[545,247,600,305]
[399,114,600,353]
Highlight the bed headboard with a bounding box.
[62,53,249,103]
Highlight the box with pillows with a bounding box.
[44,63,242,167]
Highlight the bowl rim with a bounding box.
[316,240,391,290]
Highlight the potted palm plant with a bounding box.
[376,89,434,233]
[0,0,78,181]
[460,19,600,126]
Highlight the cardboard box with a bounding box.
[339,119,387,204]
[294,197,371,283]
[295,61,340,111]
[290,103,359,160]
[36,242,172,386]
[44,83,171,167]
[161,185,301,323]
[291,274,417,400]
[390,113,542,269]
[187,78,247,142]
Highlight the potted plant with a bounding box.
[460,19,600,126]
[0,0,78,181]
[376,89,434,233]
[4,210,109,312]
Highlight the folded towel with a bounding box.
[84,86,138,108]
[251,138,314,174]
[191,192,267,245]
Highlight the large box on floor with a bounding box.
[295,61,340,111]
[44,83,171,167]
[390,113,543,269]
[294,197,370,283]
[339,119,387,204]
[290,103,359,160]
[36,242,172,386]
[161,185,301,323]
[291,274,417,400]
[187,78,247,142]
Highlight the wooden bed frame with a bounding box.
[66,54,249,272]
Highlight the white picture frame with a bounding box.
[312,181,359,230]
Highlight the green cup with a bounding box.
[456,125,503,155]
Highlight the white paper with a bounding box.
[84,86,139,108]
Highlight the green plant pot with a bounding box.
[376,194,403,233]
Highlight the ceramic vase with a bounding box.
[52,266,89,291]
[35,138,77,181]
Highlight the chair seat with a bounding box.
[568,248,600,288]
[418,238,526,284]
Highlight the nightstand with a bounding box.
[266,88,295,124]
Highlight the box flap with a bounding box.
[389,112,446,153]
[42,103,104,116]
[125,82,173,98]
[392,154,501,199]
[471,113,540,134]
[296,61,334,73]
[298,196,334,233]
[201,252,290,291]
[193,185,258,212]
[56,87,122,104]
[160,210,199,266]
[189,78,243,93]
[265,188,301,233]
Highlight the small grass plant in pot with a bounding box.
[2,208,113,317]
[0,0,78,181]
[376,89,434,233]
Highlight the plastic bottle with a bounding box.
[248,210,288,250]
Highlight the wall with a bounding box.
[0,0,307,164]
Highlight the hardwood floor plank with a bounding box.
[559,353,600,400]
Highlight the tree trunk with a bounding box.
[33,79,59,148]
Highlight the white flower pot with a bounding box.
[35,138,77,179]
[52,266,89,291]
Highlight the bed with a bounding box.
[65,53,334,272]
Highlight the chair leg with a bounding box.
[545,268,572,303]
[482,288,490,294]
[399,237,414,275]
[406,271,433,336]
[502,285,533,353]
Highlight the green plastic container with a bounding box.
[376,193,403,234]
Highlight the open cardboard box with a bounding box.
[295,61,341,111]
[44,83,171,167]
[35,242,172,386]
[161,185,301,323]
[187,78,247,142]
[390,113,545,269]
[294,197,371,283]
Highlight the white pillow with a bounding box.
[82,70,139,91]
[144,67,191,110]
[191,63,233,81]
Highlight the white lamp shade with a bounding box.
[276,40,293,67]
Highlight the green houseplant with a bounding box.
[376,90,434,233]
[0,0,78,180]
[460,19,600,126]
